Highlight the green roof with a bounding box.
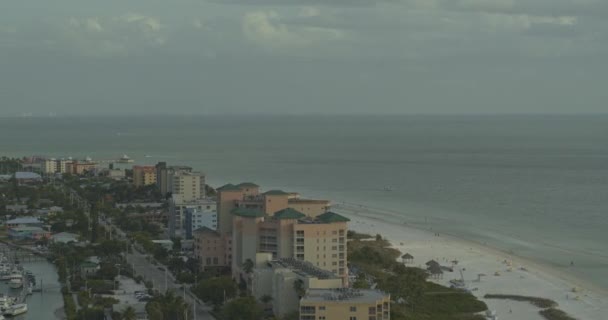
[217,184,242,192]
[237,182,260,188]
[263,190,289,196]
[317,212,350,223]
[274,208,306,220]
[231,208,265,218]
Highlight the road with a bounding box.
[103,219,214,320]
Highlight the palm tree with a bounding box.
[122,306,137,320]
[242,259,254,274]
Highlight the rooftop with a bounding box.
[7,217,42,224]
[11,226,46,232]
[237,182,259,188]
[263,190,290,196]
[14,172,42,180]
[274,208,306,220]
[302,288,389,303]
[316,212,350,223]
[271,258,339,280]
[217,183,242,192]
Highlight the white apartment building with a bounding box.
[185,207,218,239]
[169,195,216,238]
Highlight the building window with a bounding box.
[350,306,357,312]
[300,306,315,314]
[319,306,326,311]
[349,317,357,320]
[369,307,376,314]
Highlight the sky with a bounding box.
[1,0,607,116]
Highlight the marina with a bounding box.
[0,245,62,319]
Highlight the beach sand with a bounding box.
[336,206,608,320]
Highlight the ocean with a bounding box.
[1,115,607,290]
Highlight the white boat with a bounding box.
[118,154,134,163]
[8,273,23,289]
[3,303,27,316]
[0,295,13,312]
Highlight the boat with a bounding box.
[8,272,23,289]
[0,295,13,312]
[117,154,134,163]
[3,304,27,316]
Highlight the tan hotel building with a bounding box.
[193,183,350,284]
[300,289,391,320]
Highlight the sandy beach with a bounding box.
[335,205,608,320]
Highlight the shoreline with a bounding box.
[335,205,607,320]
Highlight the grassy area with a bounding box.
[483,294,557,308]
[348,231,488,320]
[540,308,578,320]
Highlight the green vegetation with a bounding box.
[484,294,577,320]
[193,276,238,307]
[146,291,191,320]
[221,296,263,320]
[483,294,557,308]
[539,308,578,320]
[348,231,488,320]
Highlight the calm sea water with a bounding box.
[1,115,607,290]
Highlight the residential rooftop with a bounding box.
[271,258,339,280]
[302,288,389,303]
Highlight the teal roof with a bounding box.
[317,212,350,223]
[274,208,306,220]
[231,208,265,218]
[217,184,242,191]
[264,190,289,196]
[237,182,259,188]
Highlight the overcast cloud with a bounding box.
[0,0,606,116]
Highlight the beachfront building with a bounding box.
[299,289,391,320]
[58,158,73,173]
[251,253,343,318]
[132,165,157,187]
[193,183,350,285]
[169,195,216,237]
[184,207,217,239]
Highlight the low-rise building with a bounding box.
[80,261,100,276]
[52,232,80,244]
[299,289,391,320]
[14,172,42,185]
[252,253,343,318]
[152,240,174,251]
[9,226,51,240]
[6,216,43,228]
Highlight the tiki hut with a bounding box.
[426,260,440,268]
[401,253,414,264]
[428,264,444,279]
